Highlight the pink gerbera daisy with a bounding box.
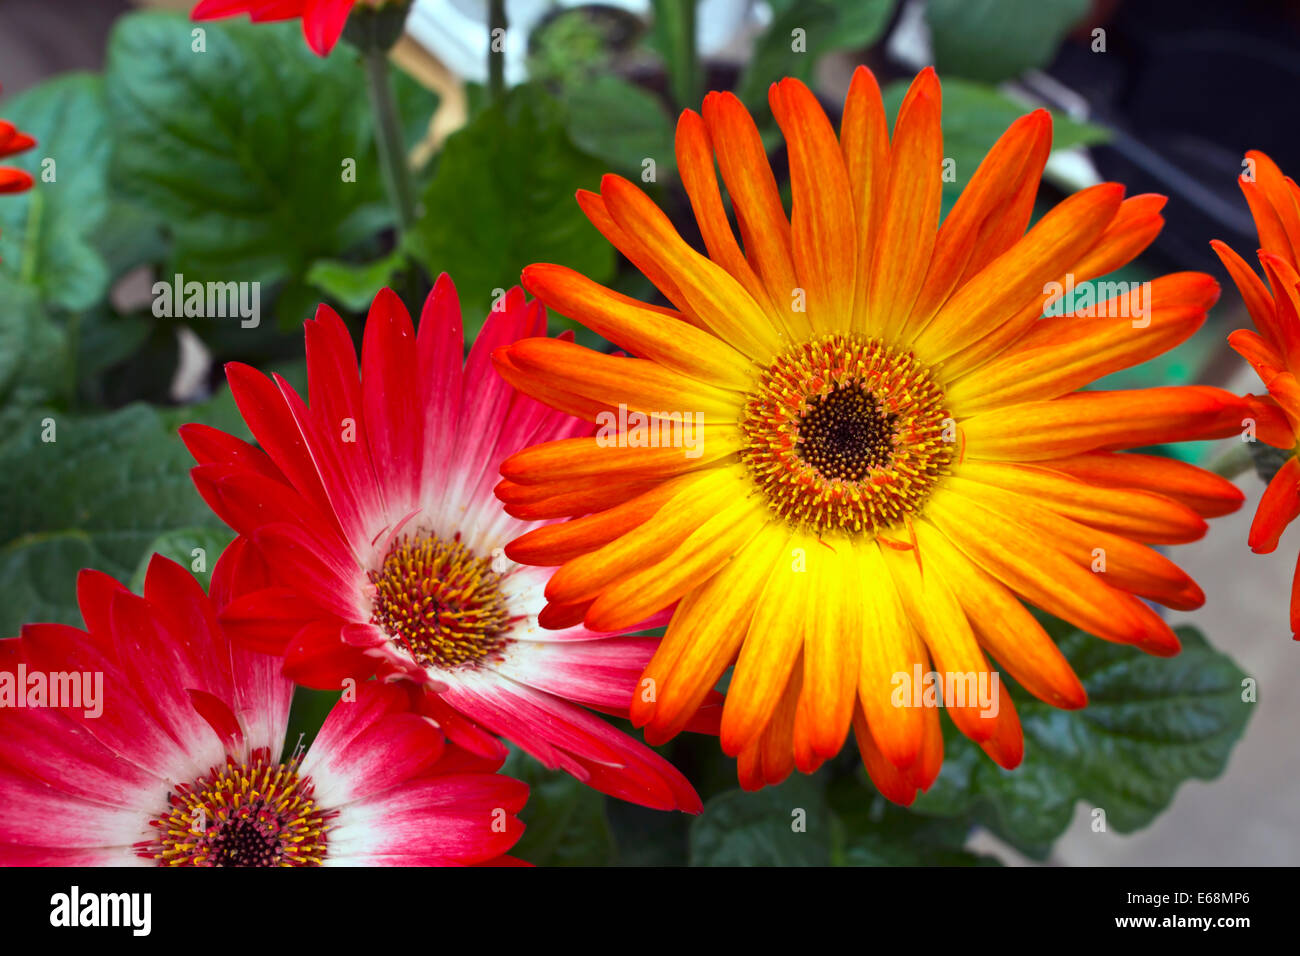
[0,552,526,866]
[181,277,708,812]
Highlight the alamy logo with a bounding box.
[49,886,151,936]
[152,273,261,328]
[1043,273,1151,328]
[595,404,705,459]
[0,664,102,718]
[890,665,1000,717]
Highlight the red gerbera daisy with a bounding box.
[182,277,706,812]
[192,0,358,57]
[1212,149,1300,639]
[0,552,526,866]
[0,118,35,195]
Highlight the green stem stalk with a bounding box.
[1208,442,1255,480]
[488,0,508,103]
[362,46,417,233]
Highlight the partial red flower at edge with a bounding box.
[192,0,357,57]
[0,552,526,866]
[181,277,710,813]
[0,118,35,195]
[1212,149,1300,640]
[491,67,1252,804]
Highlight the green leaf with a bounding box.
[128,526,234,593]
[72,305,153,406]
[911,624,1255,858]
[159,358,307,442]
[91,199,170,282]
[927,0,1090,84]
[105,13,391,302]
[649,0,702,110]
[829,783,999,866]
[403,85,615,324]
[0,403,225,636]
[560,74,676,178]
[882,77,1109,204]
[307,250,409,312]
[606,799,691,866]
[0,276,70,406]
[690,775,831,866]
[502,749,616,866]
[0,73,111,312]
[737,0,896,109]
[285,687,342,756]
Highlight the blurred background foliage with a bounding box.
[2,0,1289,864]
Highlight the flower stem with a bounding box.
[488,0,508,103]
[362,46,417,233]
[1208,442,1255,480]
[654,0,700,111]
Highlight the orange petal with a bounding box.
[675,110,790,328]
[1070,193,1167,281]
[601,173,784,360]
[945,475,1205,611]
[840,65,890,334]
[636,526,787,743]
[912,182,1124,364]
[852,702,918,806]
[851,542,929,771]
[585,495,769,632]
[700,91,809,341]
[881,533,1005,744]
[493,344,617,422]
[576,188,690,315]
[1242,151,1300,268]
[956,460,1206,544]
[751,661,802,790]
[521,263,754,390]
[925,486,1181,656]
[907,109,1053,332]
[501,434,739,485]
[721,543,809,757]
[770,77,857,335]
[947,272,1214,415]
[867,67,943,341]
[1212,238,1283,350]
[505,475,695,565]
[544,467,746,605]
[501,335,742,420]
[1259,251,1300,369]
[1044,451,1246,518]
[917,520,1087,709]
[1248,455,1300,554]
[495,476,664,521]
[1228,327,1286,386]
[961,386,1248,460]
[796,535,859,760]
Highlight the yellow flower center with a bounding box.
[370,534,512,668]
[739,334,955,534]
[141,752,332,867]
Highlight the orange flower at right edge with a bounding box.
[494,67,1251,804]
[1212,151,1300,640]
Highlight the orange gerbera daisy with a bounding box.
[1212,150,1300,640]
[493,68,1249,803]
